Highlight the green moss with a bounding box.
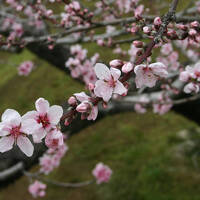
[1,112,200,200]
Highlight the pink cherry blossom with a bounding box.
[0,109,37,156]
[28,180,46,198]
[161,43,173,55]
[94,63,127,102]
[134,95,149,113]
[122,62,134,73]
[179,66,194,82]
[23,98,63,143]
[39,143,68,174]
[74,92,98,120]
[153,103,172,115]
[184,83,199,94]
[134,103,147,113]
[154,17,162,26]
[45,129,64,149]
[134,62,168,88]
[92,162,112,184]
[18,61,34,76]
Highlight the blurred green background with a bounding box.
[1,0,200,199]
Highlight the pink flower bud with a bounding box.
[88,83,95,91]
[190,21,200,28]
[68,96,77,106]
[109,59,124,68]
[154,17,162,26]
[73,1,80,11]
[46,9,53,16]
[97,39,104,46]
[122,62,134,73]
[64,119,70,126]
[76,102,90,113]
[189,29,197,36]
[143,26,151,34]
[130,23,138,33]
[133,40,143,48]
[176,24,188,31]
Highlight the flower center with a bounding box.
[195,71,200,77]
[37,114,50,128]
[107,77,116,87]
[10,126,21,138]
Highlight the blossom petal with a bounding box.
[74,92,90,102]
[134,65,157,88]
[87,106,98,121]
[94,80,113,102]
[0,123,10,136]
[21,119,42,135]
[48,105,63,124]
[134,64,146,74]
[150,62,168,77]
[22,111,38,120]
[0,136,14,153]
[17,136,34,157]
[113,81,127,95]
[35,98,50,114]
[110,67,121,81]
[32,128,47,143]
[94,63,111,81]
[1,109,21,124]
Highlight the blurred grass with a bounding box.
[0,112,200,200]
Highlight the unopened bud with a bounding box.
[133,40,143,48]
[190,21,200,28]
[122,62,134,73]
[143,26,151,34]
[68,96,77,106]
[154,17,162,26]
[76,102,90,113]
[109,59,124,68]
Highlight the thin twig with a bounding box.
[24,171,94,188]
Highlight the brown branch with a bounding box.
[24,171,94,188]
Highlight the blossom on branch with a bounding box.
[92,162,112,184]
[134,62,168,88]
[74,92,98,120]
[23,98,63,143]
[28,180,46,198]
[94,63,127,102]
[0,109,37,156]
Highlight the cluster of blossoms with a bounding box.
[65,45,99,85]
[116,0,141,15]
[2,18,24,46]
[65,60,171,124]
[0,98,64,157]
[28,180,46,198]
[18,61,35,76]
[153,95,173,115]
[28,161,112,198]
[157,43,180,71]
[180,62,200,94]
[65,62,129,124]
[1,0,200,198]
[6,0,23,11]
[61,1,93,27]
[39,143,68,174]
